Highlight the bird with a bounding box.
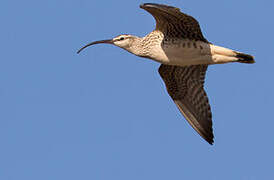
[77,3,254,145]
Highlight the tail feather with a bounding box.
[210,45,255,64]
[235,52,255,64]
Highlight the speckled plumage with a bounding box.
[78,3,255,145]
[140,3,208,42]
[159,64,213,144]
[140,3,215,144]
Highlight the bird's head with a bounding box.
[77,34,139,54]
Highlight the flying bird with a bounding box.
[77,3,254,144]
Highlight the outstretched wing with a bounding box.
[158,64,213,144]
[140,3,208,42]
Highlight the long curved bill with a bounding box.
[77,39,113,54]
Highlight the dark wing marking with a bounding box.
[140,3,208,42]
[158,64,213,144]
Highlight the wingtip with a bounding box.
[206,138,214,145]
[196,122,214,145]
[201,132,214,145]
[140,3,157,8]
[140,3,178,10]
[140,3,158,9]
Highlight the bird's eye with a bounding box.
[119,37,125,40]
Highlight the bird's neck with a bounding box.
[127,31,164,58]
[126,37,147,57]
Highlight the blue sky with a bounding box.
[1,0,274,179]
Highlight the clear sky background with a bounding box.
[1,0,274,179]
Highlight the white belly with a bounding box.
[149,40,213,66]
[148,40,238,66]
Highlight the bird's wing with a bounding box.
[158,64,213,144]
[140,3,207,42]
